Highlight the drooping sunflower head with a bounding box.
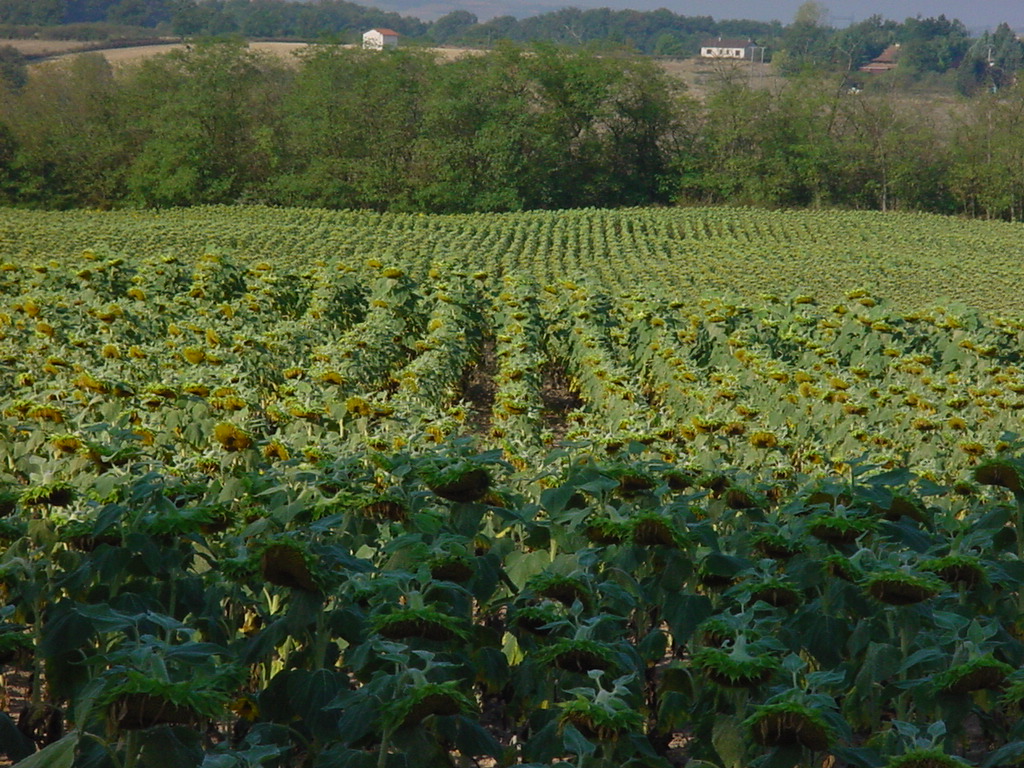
[213,422,253,452]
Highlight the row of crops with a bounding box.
[2,206,1024,767]
[3,205,1024,314]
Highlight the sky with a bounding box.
[384,0,1024,31]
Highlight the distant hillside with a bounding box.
[0,0,428,40]
[0,0,1011,87]
[0,0,779,55]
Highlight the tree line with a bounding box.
[3,0,1023,96]
[2,41,1024,219]
[0,0,770,48]
[0,0,426,41]
[0,43,684,211]
[3,0,1018,73]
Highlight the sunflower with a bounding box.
[745,700,832,751]
[973,458,1024,493]
[692,639,778,689]
[262,441,290,462]
[934,655,1012,694]
[213,422,253,452]
[884,748,971,768]
[865,570,945,606]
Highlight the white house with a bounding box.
[362,28,399,50]
[699,37,757,60]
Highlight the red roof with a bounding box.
[370,28,399,37]
[859,45,899,73]
[859,62,896,72]
[873,45,899,63]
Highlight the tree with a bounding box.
[653,32,684,57]
[275,46,432,210]
[410,44,536,212]
[0,45,27,92]
[0,121,19,204]
[832,15,898,72]
[430,10,477,44]
[410,44,686,212]
[602,56,690,204]
[106,0,173,26]
[0,54,132,207]
[795,1,827,26]
[778,0,833,75]
[684,76,841,207]
[169,0,238,36]
[124,40,289,206]
[237,0,289,38]
[830,84,951,212]
[0,0,66,25]
[956,23,1023,96]
[950,87,1024,219]
[898,15,969,74]
[468,15,522,44]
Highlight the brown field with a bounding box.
[14,37,956,115]
[99,40,312,63]
[0,37,104,55]
[656,55,779,97]
[14,37,774,95]
[20,39,486,66]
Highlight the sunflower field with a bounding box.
[2,205,1024,768]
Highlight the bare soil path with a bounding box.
[460,338,497,435]
[540,362,582,440]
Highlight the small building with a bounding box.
[700,37,757,60]
[859,44,900,73]
[362,28,399,50]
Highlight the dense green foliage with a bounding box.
[446,7,780,57]
[169,0,426,40]
[0,0,774,51]
[0,43,684,212]
[0,0,424,39]
[5,41,1024,218]
[0,44,26,90]
[0,0,170,26]
[770,8,975,77]
[472,1,927,69]
[956,23,1024,95]
[2,207,1024,766]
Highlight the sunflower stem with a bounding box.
[1014,491,1024,611]
[896,615,912,722]
[377,725,395,768]
[313,600,329,671]
[123,730,141,768]
[29,600,43,710]
[165,579,177,644]
[81,732,124,768]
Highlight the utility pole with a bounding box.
[987,44,998,93]
[748,45,767,86]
